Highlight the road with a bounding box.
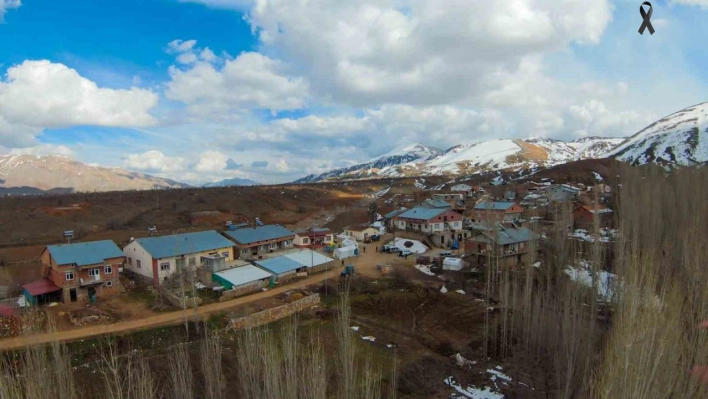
[0,268,344,351]
[0,237,418,351]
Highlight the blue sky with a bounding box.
[1,0,707,184]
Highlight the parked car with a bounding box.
[370,234,381,242]
[439,250,453,257]
[399,249,412,257]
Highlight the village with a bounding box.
[0,174,616,338]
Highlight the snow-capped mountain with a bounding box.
[570,137,626,159]
[202,178,260,187]
[0,154,189,193]
[295,144,441,183]
[607,102,708,167]
[295,137,621,182]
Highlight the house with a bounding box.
[465,225,540,268]
[383,208,408,229]
[123,230,235,286]
[432,193,464,202]
[471,202,524,223]
[223,224,296,259]
[546,184,581,203]
[213,265,273,297]
[573,204,614,229]
[254,249,334,283]
[503,190,517,201]
[293,228,334,248]
[393,208,464,234]
[40,240,125,303]
[450,184,472,193]
[416,199,453,209]
[343,224,380,242]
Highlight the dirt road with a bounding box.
[0,268,344,351]
[0,237,427,351]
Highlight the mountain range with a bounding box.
[295,102,708,183]
[0,102,704,192]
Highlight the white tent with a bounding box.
[335,234,349,243]
[334,246,358,259]
[341,238,358,248]
[442,257,464,271]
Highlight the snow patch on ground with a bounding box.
[565,260,618,302]
[452,353,477,368]
[361,336,376,342]
[351,326,360,332]
[456,289,466,295]
[569,228,616,243]
[392,238,428,254]
[440,286,448,294]
[592,171,603,181]
[445,377,504,399]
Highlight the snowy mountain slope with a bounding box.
[569,137,626,159]
[295,137,625,182]
[0,154,189,192]
[295,144,441,183]
[607,102,708,167]
[202,178,260,187]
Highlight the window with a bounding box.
[454,222,459,227]
[285,240,292,246]
[435,224,440,229]
[188,257,196,267]
[269,243,277,249]
[128,257,132,265]
[136,260,141,268]
[303,238,309,244]
[104,265,112,274]
[66,271,74,281]
[160,262,170,271]
[221,251,229,258]
[105,281,113,287]
[89,268,100,277]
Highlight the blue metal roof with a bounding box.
[46,240,124,266]
[224,224,295,245]
[397,207,448,220]
[384,208,408,219]
[477,227,539,245]
[473,201,517,211]
[135,230,234,259]
[215,265,273,287]
[255,257,303,274]
[418,199,452,209]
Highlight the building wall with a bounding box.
[293,233,334,247]
[234,237,294,259]
[41,251,124,303]
[344,228,378,242]
[123,241,234,286]
[217,279,269,301]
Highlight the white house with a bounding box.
[343,224,380,242]
[450,184,472,192]
[123,230,235,286]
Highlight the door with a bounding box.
[69,288,77,302]
[87,287,96,303]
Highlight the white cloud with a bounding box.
[275,159,288,172]
[166,50,308,115]
[195,150,229,172]
[0,0,21,22]
[123,150,186,173]
[246,0,613,107]
[9,143,75,158]
[671,0,708,8]
[167,39,197,53]
[0,60,158,128]
[176,52,198,65]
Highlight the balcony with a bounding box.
[79,275,101,286]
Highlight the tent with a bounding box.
[335,234,349,243]
[341,238,358,248]
[334,246,358,259]
[442,257,464,271]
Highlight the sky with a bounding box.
[1,0,707,184]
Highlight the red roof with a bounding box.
[22,278,60,296]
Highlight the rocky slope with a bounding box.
[606,102,708,167]
[296,137,621,183]
[0,154,188,193]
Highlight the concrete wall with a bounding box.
[229,293,321,330]
[162,289,203,309]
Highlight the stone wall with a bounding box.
[162,290,203,309]
[218,281,264,302]
[228,293,321,330]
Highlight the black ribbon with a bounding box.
[638,1,655,35]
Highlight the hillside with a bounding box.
[0,155,188,193]
[297,137,621,183]
[607,102,708,167]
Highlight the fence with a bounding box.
[228,293,321,330]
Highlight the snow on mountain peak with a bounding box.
[607,102,708,166]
